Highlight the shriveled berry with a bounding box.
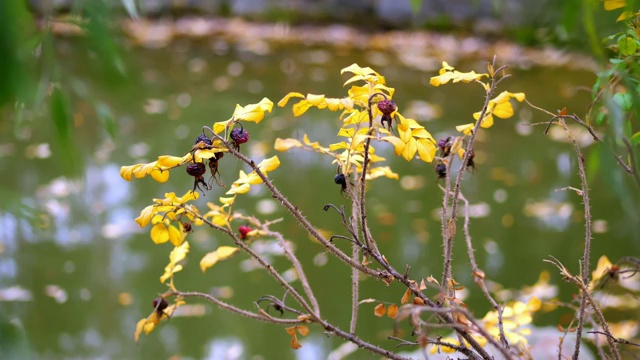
[334,173,347,193]
[377,99,397,115]
[186,162,206,177]
[194,133,212,146]
[466,149,476,170]
[438,137,452,157]
[437,137,450,151]
[238,225,253,240]
[183,222,192,233]
[435,163,447,179]
[230,128,250,145]
[152,297,169,315]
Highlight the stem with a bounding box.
[218,139,385,278]
[173,291,302,325]
[441,60,507,293]
[458,190,510,350]
[553,120,592,360]
[267,228,321,316]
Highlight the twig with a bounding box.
[215,135,385,278]
[266,228,321,316]
[171,291,302,324]
[588,331,640,348]
[441,57,509,294]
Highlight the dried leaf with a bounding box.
[290,334,302,349]
[557,107,568,116]
[401,289,412,304]
[374,303,386,317]
[426,276,440,286]
[446,220,456,238]
[285,326,297,336]
[413,297,425,305]
[297,325,310,336]
[419,279,427,290]
[387,304,399,319]
[472,270,486,280]
[557,323,565,332]
[297,314,313,322]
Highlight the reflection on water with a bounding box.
[0,35,638,359]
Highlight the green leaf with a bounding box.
[613,92,633,111]
[51,87,73,143]
[50,87,83,175]
[617,36,638,56]
[595,111,606,125]
[96,102,118,139]
[630,132,640,145]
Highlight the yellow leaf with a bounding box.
[374,303,386,317]
[213,120,231,134]
[617,10,635,21]
[278,92,305,107]
[416,138,436,163]
[232,97,273,123]
[592,255,614,283]
[227,182,251,195]
[168,225,184,247]
[134,317,147,343]
[329,141,349,151]
[306,93,326,106]
[293,100,312,116]
[156,155,185,168]
[456,123,475,135]
[257,156,281,173]
[387,304,399,319]
[274,138,303,151]
[219,196,236,206]
[200,246,239,272]
[150,168,170,183]
[492,101,514,119]
[160,241,190,283]
[479,113,495,128]
[381,136,406,156]
[337,127,355,138]
[135,205,155,227]
[367,166,399,180]
[150,223,170,244]
[401,138,417,161]
[120,165,135,181]
[605,0,627,11]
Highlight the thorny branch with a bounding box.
[441,56,510,294]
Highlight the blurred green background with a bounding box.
[1,1,638,359]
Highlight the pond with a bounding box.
[0,27,638,359]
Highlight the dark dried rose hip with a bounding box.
[377,99,397,115]
[230,128,250,145]
[194,133,212,146]
[152,297,169,314]
[186,162,206,177]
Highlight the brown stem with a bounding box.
[173,291,302,325]
[441,58,507,293]
[217,138,385,278]
[266,228,321,316]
